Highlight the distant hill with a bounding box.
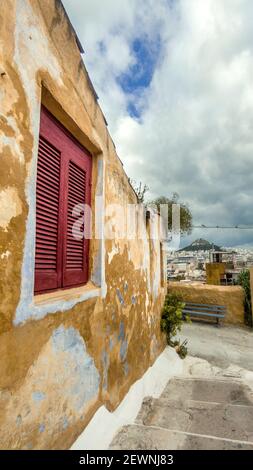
[178,238,222,252]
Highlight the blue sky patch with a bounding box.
[127,102,140,119]
[118,37,161,93]
[117,35,162,118]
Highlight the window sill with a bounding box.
[34,281,100,307]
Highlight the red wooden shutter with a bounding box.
[34,136,61,293]
[62,158,90,288]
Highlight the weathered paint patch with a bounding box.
[116,288,124,305]
[62,417,69,430]
[120,339,128,362]
[118,321,125,341]
[153,259,161,299]
[107,246,119,264]
[16,415,22,427]
[109,338,114,351]
[39,423,45,433]
[0,250,11,259]
[101,349,109,391]
[131,295,137,305]
[91,240,102,286]
[117,321,128,362]
[123,362,129,376]
[0,136,24,163]
[52,325,100,411]
[32,391,46,403]
[0,186,22,230]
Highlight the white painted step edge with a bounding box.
[129,423,253,446]
[142,398,253,409]
[172,375,244,383]
[70,346,183,450]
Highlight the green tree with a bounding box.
[160,293,190,358]
[149,193,192,235]
[236,269,253,327]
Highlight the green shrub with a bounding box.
[161,293,190,354]
[236,270,253,327]
[173,339,189,359]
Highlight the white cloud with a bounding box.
[62,0,253,247]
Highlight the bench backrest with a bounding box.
[184,302,226,313]
[182,303,226,319]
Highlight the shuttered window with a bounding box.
[34,136,61,292]
[34,107,92,294]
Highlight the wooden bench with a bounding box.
[182,302,226,326]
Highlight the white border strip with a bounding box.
[71,347,183,450]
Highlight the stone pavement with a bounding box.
[177,322,253,371]
[109,323,253,450]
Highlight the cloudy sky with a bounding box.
[62,0,253,248]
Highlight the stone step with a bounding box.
[161,377,253,405]
[136,397,253,442]
[109,425,253,450]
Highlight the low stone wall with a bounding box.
[168,282,245,325]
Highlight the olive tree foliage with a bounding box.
[128,181,192,235]
[149,193,193,235]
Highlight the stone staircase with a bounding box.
[110,376,253,450]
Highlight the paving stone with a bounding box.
[161,377,253,404]
[136,397,253,441]
[110,425,253,450]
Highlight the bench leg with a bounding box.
[216,317,219,327]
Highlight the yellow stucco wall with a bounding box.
[168,282,245,325]
[0,0,166,449]
[206,263,226,285]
